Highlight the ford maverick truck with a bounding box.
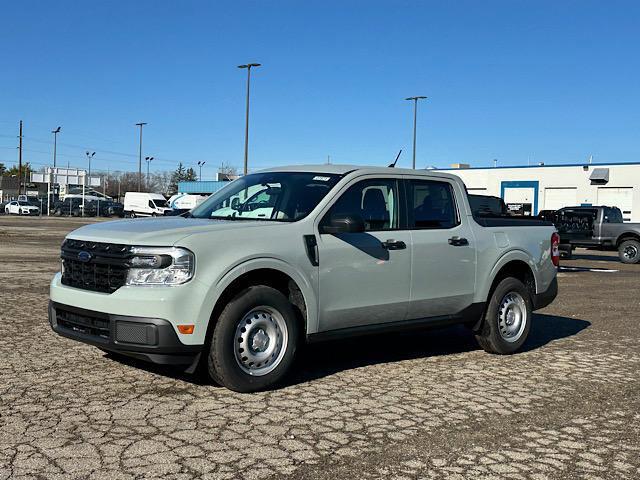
[49,165,559,392]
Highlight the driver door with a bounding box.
[316,177,412,332]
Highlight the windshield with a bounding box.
[153,199,168,208]
[191,172,341,221]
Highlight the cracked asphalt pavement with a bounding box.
[1,216,639,479]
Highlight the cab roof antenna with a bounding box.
[388,149,402,168]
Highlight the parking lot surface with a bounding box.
[1,216,639,479]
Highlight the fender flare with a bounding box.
[206,257,318,334]
[477,249,538,303]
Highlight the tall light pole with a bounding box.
[405,96,427,169]
[51,127,61,168]
[197,160,206,180]
[135,122,147,191]
[145,156,154,189]
[85,151,96,180]
[237,63,261,175]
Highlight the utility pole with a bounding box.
[405,96,427,169]
[18,121,23,195]
[238,63,261,175]
[51,126,61,168]
[145,156,154,189]
[135,122,147,192]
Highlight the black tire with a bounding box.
[130,211,136,218]
[207,285,299,393]
[476,277,532,354]
[618,239,640,264]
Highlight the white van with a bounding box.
[167,193,208,211]
[123,192,171,217]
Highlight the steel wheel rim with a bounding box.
[623,245,638,260]
[497,291,527,343]
[234,306,288,376]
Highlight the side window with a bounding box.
[408,180,459,229]
[148,200,155,208]
[322,179,399,231]
[611,208,623,223]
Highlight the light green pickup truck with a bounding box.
[49,165,559,392]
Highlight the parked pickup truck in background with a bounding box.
[49,165,559,392]
[547,206,640,264]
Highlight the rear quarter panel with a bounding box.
[469,221,557,304]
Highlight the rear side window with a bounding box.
[407,180,459,229]
[605,208,623,223]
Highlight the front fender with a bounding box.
[205,257,318,335]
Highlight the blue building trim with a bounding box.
[439,161,640,171]
[500,180,539,215]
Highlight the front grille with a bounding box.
[56,308,110,340]
[61,240,132,293]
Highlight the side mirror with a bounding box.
[231,197,240,209]
[321,214,366,234]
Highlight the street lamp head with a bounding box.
[135,122,147,127]
[238,63,261,69]
[52,127,61,134]
[405,96,428,101]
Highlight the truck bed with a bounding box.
[473,216,554,228]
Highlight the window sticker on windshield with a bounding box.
[313,176,331,181]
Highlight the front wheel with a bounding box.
[476,277,532,354]
[207,285,299,392]
[618,239,640,264]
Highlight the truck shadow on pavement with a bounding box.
[104,314,590,388]
[287,314,590,386]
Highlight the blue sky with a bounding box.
[1,1,639,177]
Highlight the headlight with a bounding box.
[126,247,195,286]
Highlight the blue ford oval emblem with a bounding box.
[77,251,92,263]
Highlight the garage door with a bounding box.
[544,188,577,211]
[597,187,633,222]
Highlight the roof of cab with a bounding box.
[259,164,461,181]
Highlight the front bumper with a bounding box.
[49,301,202,365]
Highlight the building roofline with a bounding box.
[437,161,640,171]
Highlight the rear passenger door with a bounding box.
[406,178,477,319]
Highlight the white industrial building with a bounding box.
[440,162,640,222]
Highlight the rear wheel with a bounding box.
[130,211,137,218]
[476,277,532,354]
[207,285,299,392]
[618,239,640,264]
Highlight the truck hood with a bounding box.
[66,217,283,245]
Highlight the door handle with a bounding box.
[448,236,469,246]
[382,239,407,250]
